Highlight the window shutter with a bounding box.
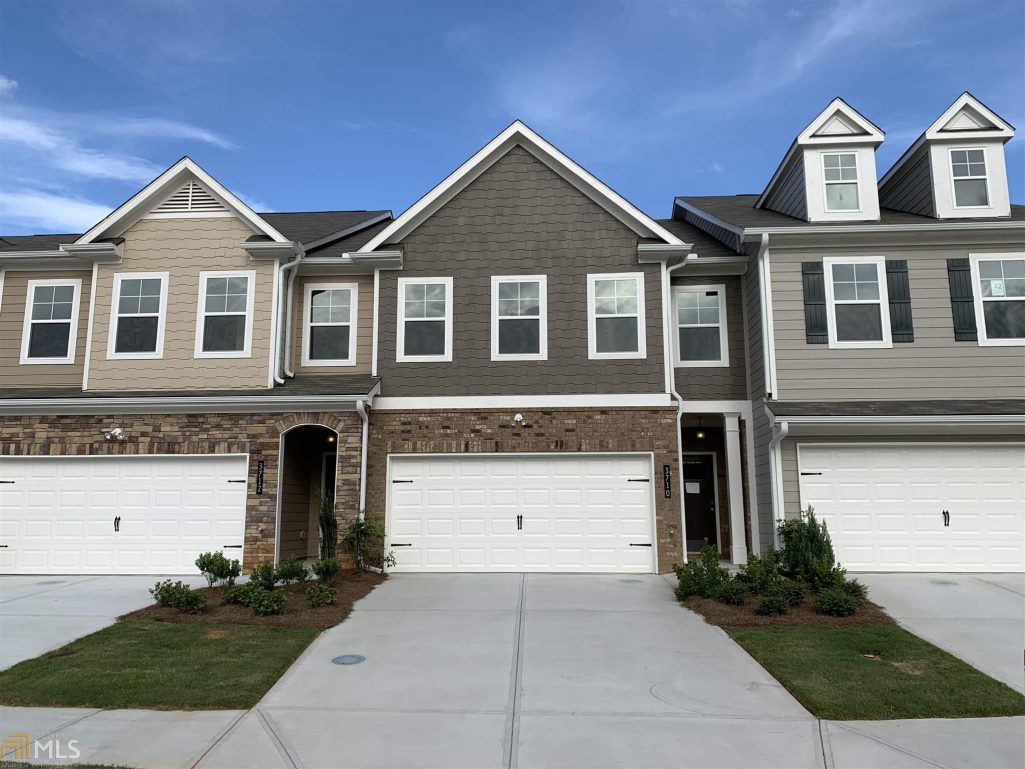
[946,258,978,342]
[885,260,914,343]
[801,262,828,344]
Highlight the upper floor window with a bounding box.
[195,270,254,358]
[823,257,892,349]
[302,282,357,366]
[20,278,81,364]
[950,149,989,208]
[397,277,452,362]
[674,284,728,367]
[491,276,547,361]
[822,153,859,211]
[587,273,646,360]
[971,254,1025,345]
[108,272,168,359]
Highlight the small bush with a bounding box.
[222,582,264,607]
[342,515,386,572]
[249,563,278,591]
[778,579,806,607]
[715,579,748,606]
[839,576,868,603]
[673,542,730,600]
[149,580,206,613]
[756,590,791,616]
[815,586,860,617]
[736,548,781,595]
[177,590,208,614]
[778,507,836,585]
[194,551,242,587]
[318,494,337,560]
[305,583,336,608]
[249,589,288,616]
[275,556,310,585]
[311,557,340,582]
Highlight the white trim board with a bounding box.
[300,281,359,366]
[490,274,548,361]
[106,271,170,360]
[19,278,83,365]
[194,269,257,359]
[371,394,673,410]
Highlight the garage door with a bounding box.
[0,455,248,575]
[387,454,656,573]
[798,444,1025,572]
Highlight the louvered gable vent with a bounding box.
[150,180,228,215]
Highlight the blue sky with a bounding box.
[0,0,1022,234]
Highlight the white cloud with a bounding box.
[0,75,16,95]
[0,189,112,232]
[98,117,237,149]
[236,192,273,213]
[710,162,725,173]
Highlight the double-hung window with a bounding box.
[108,272,168,358]
[302,282,357,366]
[970,253,1025,345]
[491,275,547,360]
[822,152,859,211]
[674,284,728,366]
[195,270,255,357]
[823,256,891,348]
[587,273,646,359]
[950,148,990,208]
[20,279,81,364]
[397,277,452,362]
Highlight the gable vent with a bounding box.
[150,181,228,215]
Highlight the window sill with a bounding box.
[675,359,730,368]
[18,357,76,365]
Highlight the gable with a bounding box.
[811,111,869,138]
[923,93,1015,142]
[146,180,230,218]
[798,98,884,145]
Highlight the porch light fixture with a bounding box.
[103,427,126,441]
[695,417,705,440]
[326,435,335,443]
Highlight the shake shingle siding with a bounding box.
[760,153,807,220]
[879,147,935,218]
[671,275,748,399]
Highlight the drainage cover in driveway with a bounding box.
[332,655,365,665]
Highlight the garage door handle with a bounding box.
[223,545,243,549]
[942,509,950,527]
[0,480,14,484]
[391,543,412,547]
[114,516,120,533]
[629,543,652,547]
[627,478,650,483]
[227,479,246,484]
[392,480,414,484]
[0,544,8,548]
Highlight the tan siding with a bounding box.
[771,245,1025,400]
[672,274,748,400]
[0,269,91,388]
[290,274,374,375]
[87,217,274,391]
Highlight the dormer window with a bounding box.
[950,149,989,208]
[823,153,860,211]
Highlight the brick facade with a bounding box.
[0,411,363,568]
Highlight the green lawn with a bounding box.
[0,620,318,710]
[727,622,1025,720]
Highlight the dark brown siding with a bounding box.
[879,146,935,218]
[377,145,666,396]
[672,275,748,400]
[760,153,808,220]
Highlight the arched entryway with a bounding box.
[277,424,339,561]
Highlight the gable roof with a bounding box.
[357,120,684,252]
[0,233,82,253]
[259,210,391,247]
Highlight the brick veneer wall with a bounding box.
[0,411,362,568]
[365,407,685,572]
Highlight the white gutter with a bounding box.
[768,418,789,547]
[355,399,370,518]
[283,258,301,378]
[273,251,304,384]
[755,233,776,398]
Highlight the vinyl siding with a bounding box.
[0,269,92,388]
[879,146,935,218]
[760,153,808,220]
[672,274,748,400]
[682,209,743,253]
[376,145,666,396]
[87,217,275,391]
[290,274,374,375]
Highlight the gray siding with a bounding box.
[879,146,935,218]
[376,145,666,396]
[743,248,775,550]
[760,153,808,221]
[682,209,743,253]
[672,274,748,400]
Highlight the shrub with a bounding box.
[342,515,387,572]
[222,582,264,607]
[673,542,731,600]
[249,589,288,616]
[715,579,748,606]
[275,556,310,585]
[778,579,806,607]
[149,580,206,613]
[249,563,278,591]
[778,507,836,584]
[318,494,338,559]
[195,551,242,587]
[311,557,340,582]
[815,586,860,617]
[756,590,791,616]
[305,583,336,608]
[177,590,208,614]
[736,548,781,595]
[839,576,868,603]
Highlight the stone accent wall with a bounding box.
[365,407,684,572]
[0,411,363,568]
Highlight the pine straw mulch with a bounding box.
[122,571,386,629]
[682,594,894,628]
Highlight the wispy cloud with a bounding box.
[0,75,16,95]
[98,117,237,149]
[0,189,112,232]
[338,118,420,134]
[710,162,725,173]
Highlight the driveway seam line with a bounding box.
[257,706,303,769]
[817,719,830,769]
[0,707,103,761]
[830,722,952,769]
[502,573,526,769]
[186,709,247,769]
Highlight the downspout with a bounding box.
[283,256,302,379]
[355,399,369,518]
[273,248,303,384]
[755,233,773,398]
[768,418,789,548]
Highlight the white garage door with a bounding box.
[387,454,656,573]
[0,455,248,575]
[798,444,1025,572]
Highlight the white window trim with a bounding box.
[301,281,358,366]
[19,278,82,365]
[194,270,256,359]
[672,283,729,367]
[490,275,548,361]
[949,146,992,210]
[821,151,861,214]
[396,276,453,363]
[969,252,1025,347]
[586,272,647,360]
[823,256,892,349]
[106,271,169,360]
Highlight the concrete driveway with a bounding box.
[0,574,203,670]
[856,572,1025,693]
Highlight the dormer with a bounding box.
[757,98,884,223]
[880,93,1015,220]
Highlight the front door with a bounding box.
[682,454,718,552]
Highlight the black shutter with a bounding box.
[885,260,914,343]
[946,258,978,341]
[801,262,828,344]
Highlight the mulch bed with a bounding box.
[682,594,893,628]
[122,571,386,629]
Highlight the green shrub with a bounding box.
[840,576,868,603]
[305,583,336,608]
[673,542,730,600]
[275,556,310,585]
[195,551,242,587]
[249,563,278,591]
[778,507,836,584]
[177,590,208,614]
[815,586,860,617]
[249,589,288,616]
[342,515,387,572]
[311,557,340,582]
[715,579,748,606]
[149,580,206,613]
[318,494,338,559]
[222,582,264,607]
[736,548,781,594]
[756,590,791,616]
[778,579,806,607]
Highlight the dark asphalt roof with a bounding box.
[654,218,743,257]
[0,233,80,252]
[767,400,1025,417]
[306,219,393,257]
[677,195,1025,230]
[259,211,390,245]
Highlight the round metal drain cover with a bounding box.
[332,654,365,666]
[619,579,642,584]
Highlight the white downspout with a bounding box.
[768,418,789,548]
[283,259,301,379]
[756,233,773,398]
[273,249,303,384]
[355,399,369,519]
[666,253,697,564]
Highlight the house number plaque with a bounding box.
[255,460,265,495]
[663,465,672,498]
